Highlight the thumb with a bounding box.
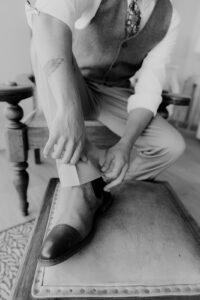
[80,153,88,162]
[101,154,114,173]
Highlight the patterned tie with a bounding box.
[125,0,141,38]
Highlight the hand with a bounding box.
[100,141,130,191]
[43,108,87,164]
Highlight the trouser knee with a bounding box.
[164,131,186,163]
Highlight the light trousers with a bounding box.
[31,43,186,187]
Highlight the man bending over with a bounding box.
[25,0,185,266]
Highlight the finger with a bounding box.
[61,140,75,164]
[51,137,66,159]
[70,143,82,165]
[101,155,114,173]
[103,159,116,176]
[80,153,88,162]
[99,153,106,167]
[105,159,123,179]
[104,164,128,191]
[43,135,57,158]
[102,174,110,183]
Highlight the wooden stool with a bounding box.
[0,76,190,216]
[12,178,200,300]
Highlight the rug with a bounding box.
[0,220,35,300]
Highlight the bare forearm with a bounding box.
[31,13,86,163]
[32,13,81,113]
[120,108,153,151]
[46,58,81,114]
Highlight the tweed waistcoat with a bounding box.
[73,0,173,87]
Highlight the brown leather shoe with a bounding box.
[39,177,112,266]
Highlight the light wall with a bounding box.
[0,0,32,149]
[171,0,200,80]
[0,0,32,83]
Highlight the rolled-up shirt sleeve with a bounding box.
[35,0,77,30]
[25,0,76,30]
[127,8,181,116]
[25,0,101,32]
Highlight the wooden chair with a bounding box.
[0,74,190,216]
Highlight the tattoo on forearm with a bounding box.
[44,58,64,77]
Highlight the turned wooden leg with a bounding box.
[4,102,29,216]
[34,149,41,164]
[12,162,29,216]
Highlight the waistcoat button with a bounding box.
[122,42,128,48]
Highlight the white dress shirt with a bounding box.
[25,0,180,116]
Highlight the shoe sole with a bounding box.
[38,193,113,267]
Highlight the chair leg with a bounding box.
[12,161,29,216]
[34,149,41,164]
[4,102,30,216]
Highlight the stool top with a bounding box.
[0,82,33,104]
[32,180,200,298]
